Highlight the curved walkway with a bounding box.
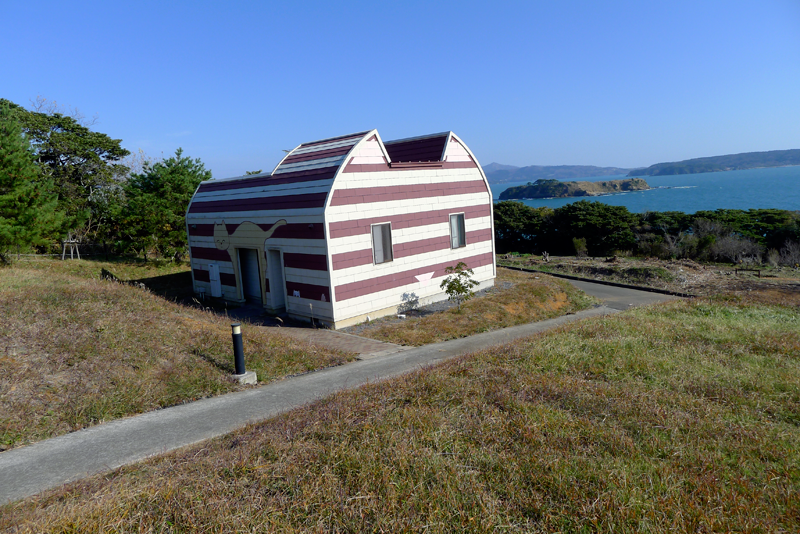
[0,282,678,504]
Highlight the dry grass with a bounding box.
[348,268,597,346]
[500,254,800,297]
[0,259,354,450]
[4,289,798,532]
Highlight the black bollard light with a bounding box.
[231,323,245,375]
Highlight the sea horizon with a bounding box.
[488,166,800,213]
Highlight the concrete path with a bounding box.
[278,327,408,359]
[566,279,679,310]
[227,276,678,360]
[0,307,611,504]
[219,302,409,359]
[0,280,679,504]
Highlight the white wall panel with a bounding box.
[326,193,488,223]
[334,168,482,189]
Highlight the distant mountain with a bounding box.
[628,149,800,177]
[483,164,634,184]
[482,162,520,174]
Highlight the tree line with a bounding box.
[4,96,799,268]
[494,200,800,266]
[0,98,211,263]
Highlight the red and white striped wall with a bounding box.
[324,131,495,327]
[185,129,495,328]
[185,132,371,320]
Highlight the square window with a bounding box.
[372,223,393,264]
[450,213,466,249]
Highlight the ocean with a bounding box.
[488,165,800,213]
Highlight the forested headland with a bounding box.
[499,178,649,200]
[628,148,800,177]
[0,98,211,263]
[494,200,800,265]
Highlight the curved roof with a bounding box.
[271,131,371,177]
[187,129,487,217]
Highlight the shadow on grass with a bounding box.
[131,271,195,301]
[192,349,235,374]
[99,260,315,329]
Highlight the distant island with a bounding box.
[628,149,800,177]
[484,163,636,184]
[499,178,650,200]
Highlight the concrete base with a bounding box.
[231,370,257,385]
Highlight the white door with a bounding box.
[267,249,285,309]
[208,263,222,297]
[238,248,262,303]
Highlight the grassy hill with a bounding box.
[4,288,798,531]
[0,259,354,450]
[0,260,591,451]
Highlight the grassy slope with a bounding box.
[4,291,798,532]
[351,268,596,346]
[0,259,354,449]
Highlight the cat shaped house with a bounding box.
[186,130,496,329]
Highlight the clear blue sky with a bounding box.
[3,0,799,177]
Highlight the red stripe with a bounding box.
[189,223,325,240]
[342,160,477,173]
[190,247,232,262]
[334,252,494,302]
[440,160,478,170]
[192,262,235,287]
[283,253,328,271]
[285,281,330,302]
[331,228,493,271]
[188,192,327,213]
[466,228,493,244]
[329,180,486,206]
[196,167,337,193]
[342,161,390,173]
[329,203,491,239]
[331,248,374,270]
[393,236,450,259]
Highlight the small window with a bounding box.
[450,213,466,249]
[372,223,393,264]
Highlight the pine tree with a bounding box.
[122,148,211,260]
[0,104,65,263]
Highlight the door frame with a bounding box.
[267,248,287,312]
[236,247,263,304]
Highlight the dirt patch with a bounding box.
[501,302,526,314]
[500,255,800,299]
[542,291,569,311]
